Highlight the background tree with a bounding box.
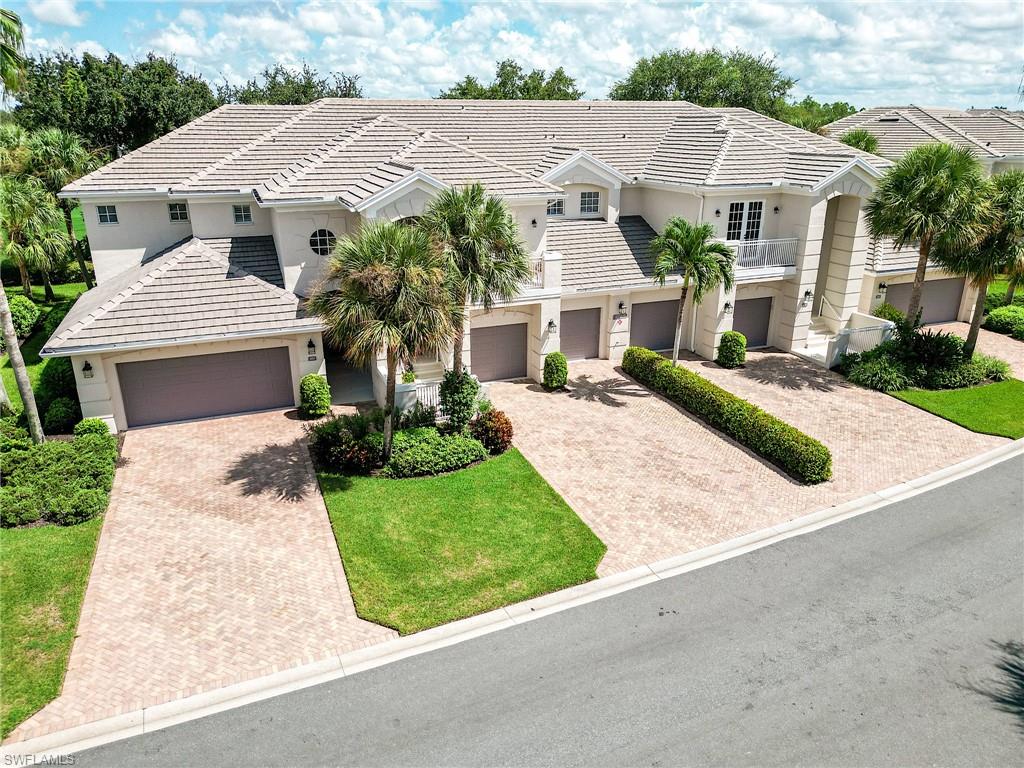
[308,221,457,460]
[839,128,879,154]
[609,48,794,118]
[933,171,1024,357]
[651,217,735,364]
[866,143,989,323]
[439,59,583,100]
[0,175,70,298]
[0,121,28,174]
[780,96,857,132]
[1,7,25,98]
[217,63,361,104]
[0,279,43,442]
[420,182,531,373]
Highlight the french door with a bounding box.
[726,201,764,268]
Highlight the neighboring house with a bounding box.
[44,99,973,432]
[823,106,1024,321]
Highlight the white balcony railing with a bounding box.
[413,380,441,409]
[525,257,544,288]
[726,238,798,270]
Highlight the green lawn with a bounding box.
[893,379,1024,439]
[320,449,606,635]
[0,517,103,737]
[71,206,86,240]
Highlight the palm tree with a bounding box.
[28,128,100,288]
[0,7,25,99]
[0,122,29,175]
[0,277,43,443]
[839,128,879,155]
[933,171,1024,357]
[651,217,735,364]
[420,183,530,374]
[866,143,989,324]
[0,176,70,299]
[308,220,458,461]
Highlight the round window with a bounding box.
[309,229,336,256]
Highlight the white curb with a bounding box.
[4,438,1021,761]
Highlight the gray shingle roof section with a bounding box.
[43,238,320,355]
[550,216,676,292]
[199,236,284,288]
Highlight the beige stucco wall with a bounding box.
[633,187,701,233]
[271,207,356,296]
[188,198,272,238]
[511,202,548,256]
[468,302,558,382]
[84,200,194,283]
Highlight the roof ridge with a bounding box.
[704,129,734,184]
[905,106,1001,156]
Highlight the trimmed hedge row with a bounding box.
[622,346,832,484]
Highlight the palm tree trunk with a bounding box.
[1006,277,1017,306]
[42,270,55,302]
[62,203,93,289]
[671,277,690,365]
[906,235,931,325]
[383,349,397,463]
[18,260,30,296]
[963,278,988,359]
[0,281,44,444]
[451,324,465,374]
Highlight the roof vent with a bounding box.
[879,116,899,122]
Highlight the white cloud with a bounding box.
[29,0,86,28]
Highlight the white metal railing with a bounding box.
[726,237,798,270]
[819,295,843,323]
[414,380,441,409]
[525,257,544,288]
[825,321,895,368]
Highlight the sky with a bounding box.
[13,0,1024,109]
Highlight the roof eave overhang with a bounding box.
[809,158,884,193]
[58,189,170,200]
[540,150,632,188]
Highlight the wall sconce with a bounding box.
[617,300,627,316]
[773,206,780,214]
[802,289,814,308]
[531,218,537,228]
[307,338,317,361]
[547,319,558,334]
[82,360,94,379]
[879,282,888,291]
[723,301,733,315]
[714,208,721,217]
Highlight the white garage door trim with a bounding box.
[470,323,529,382]
[560,308,601,360]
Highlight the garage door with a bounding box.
[884,278,965,324]
[560,308,601,360]
[471,323,528,381]
[118,347,294,427]
[630,300,679,351]
[733,297,772,348]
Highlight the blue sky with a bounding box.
[13,0,1024,108]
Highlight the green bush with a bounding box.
[298,373,331,419]
[37,356,78,413]
[305,414,382,475]
[439,369,479,433]
[622,346,832,484]
[0,486,42,528]
[7,295,39,339]
[401,370,416,384]
[871,302,905,323]
[383,430,487,478]
[470,409,514,455]
[983,305,1024,336]
[847,355,916,392]
[399,401,437,428]
[985,285,1024,312]
[715,331,746,369]
[42,300,74,337]
[543,351,568,390]
[43,396,80,434]
[73,418,110,436]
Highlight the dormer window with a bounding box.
[232,204,253,225]
[547,199,564,216]
[580,191,600,215]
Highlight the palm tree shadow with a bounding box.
[223,437,316,502]
[719,350,849,393]
[565,373,651,408]
[963,639,1024,734]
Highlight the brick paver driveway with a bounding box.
[8,410,395,743]
[930,322,1024,379]
[490,354,1003,576]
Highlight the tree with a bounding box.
[0,278,43,442]
[439,59,584,100]
[419,182,531,374]
[27,128,100,288]
[839,128,879,154]
[1,7,25,98]
[932,171,1024,357]
[866,143,989,324]
[308,221,458,461]
[0,121,28,174]
[0,176,70,298]
[609,48,794,118]
[780,96,857,132]
[651,217,735,364]
[217,63,361,104]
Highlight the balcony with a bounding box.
[724,237,798,281]
[526,256,545,288]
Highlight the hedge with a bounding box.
[622,346,832,484]
[298,373,331,419]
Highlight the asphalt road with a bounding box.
[78,455,1023,767]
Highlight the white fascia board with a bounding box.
[168,190,254,200]
[256,196,341,209]
[58,189,170,201]
[810,158,884,192]
[353,170,448,213]
[540,150,632,186]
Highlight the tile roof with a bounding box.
[65,100,886,199]
[822,106,1023,161]
[43,237,320,355]
[549,216,678,293]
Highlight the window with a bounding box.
[546,199,564,216]
[168,202,189,222]
[309,229,336,256]
[725,201,763,241]
[580,191,600,214]
[232,204,253,225]
[97,205,118,225]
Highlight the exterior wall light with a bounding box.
[802,289,814,307]
[723,301,733,315]
[617,300,627,316]
[879,282,888,291]
[82,361,94,379]
[773,206,780,214]
[714,208,721,217]
[307,338,317,361]
[531,218,537,228]
[547,319,558,334]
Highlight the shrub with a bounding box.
[439,369,479,433]
[43,396,81,434]
[543,351,568,390]
[383,431,487,478]
[298,374,331,419]
[847,355,916,392]
[716,331,746,369]
[470,409,514,455]
[7,295,39,339]
[985,285,1024,312]
[0,486,42,528]
[42,300,74,338]
[49,488,108,526]
[37,356,78,413]
[399,401,437,428]
[871,302,905,323]
[983,305,1024,337]
[401,370,416,384]
[475,398,493,414]
[305,412,385,474]
[73,418,110,436]
[622,346,831,484]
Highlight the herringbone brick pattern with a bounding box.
[491,354,1002,577]
[6,410,395,743]
[930,322,1024,380]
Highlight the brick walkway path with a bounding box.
[7,410,395,743]
[491,354,1003,576]
[929,322,1024,380]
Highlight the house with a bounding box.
[43,99,977,432]
[823,106,1024,322]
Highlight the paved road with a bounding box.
[78,456,1023,767]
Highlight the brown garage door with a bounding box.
[471,323,528,381]
[630,300,679,351]
[733,297,773,348]
[884,278,965,324]
[560,308,601,360]
[118,347,294,427]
